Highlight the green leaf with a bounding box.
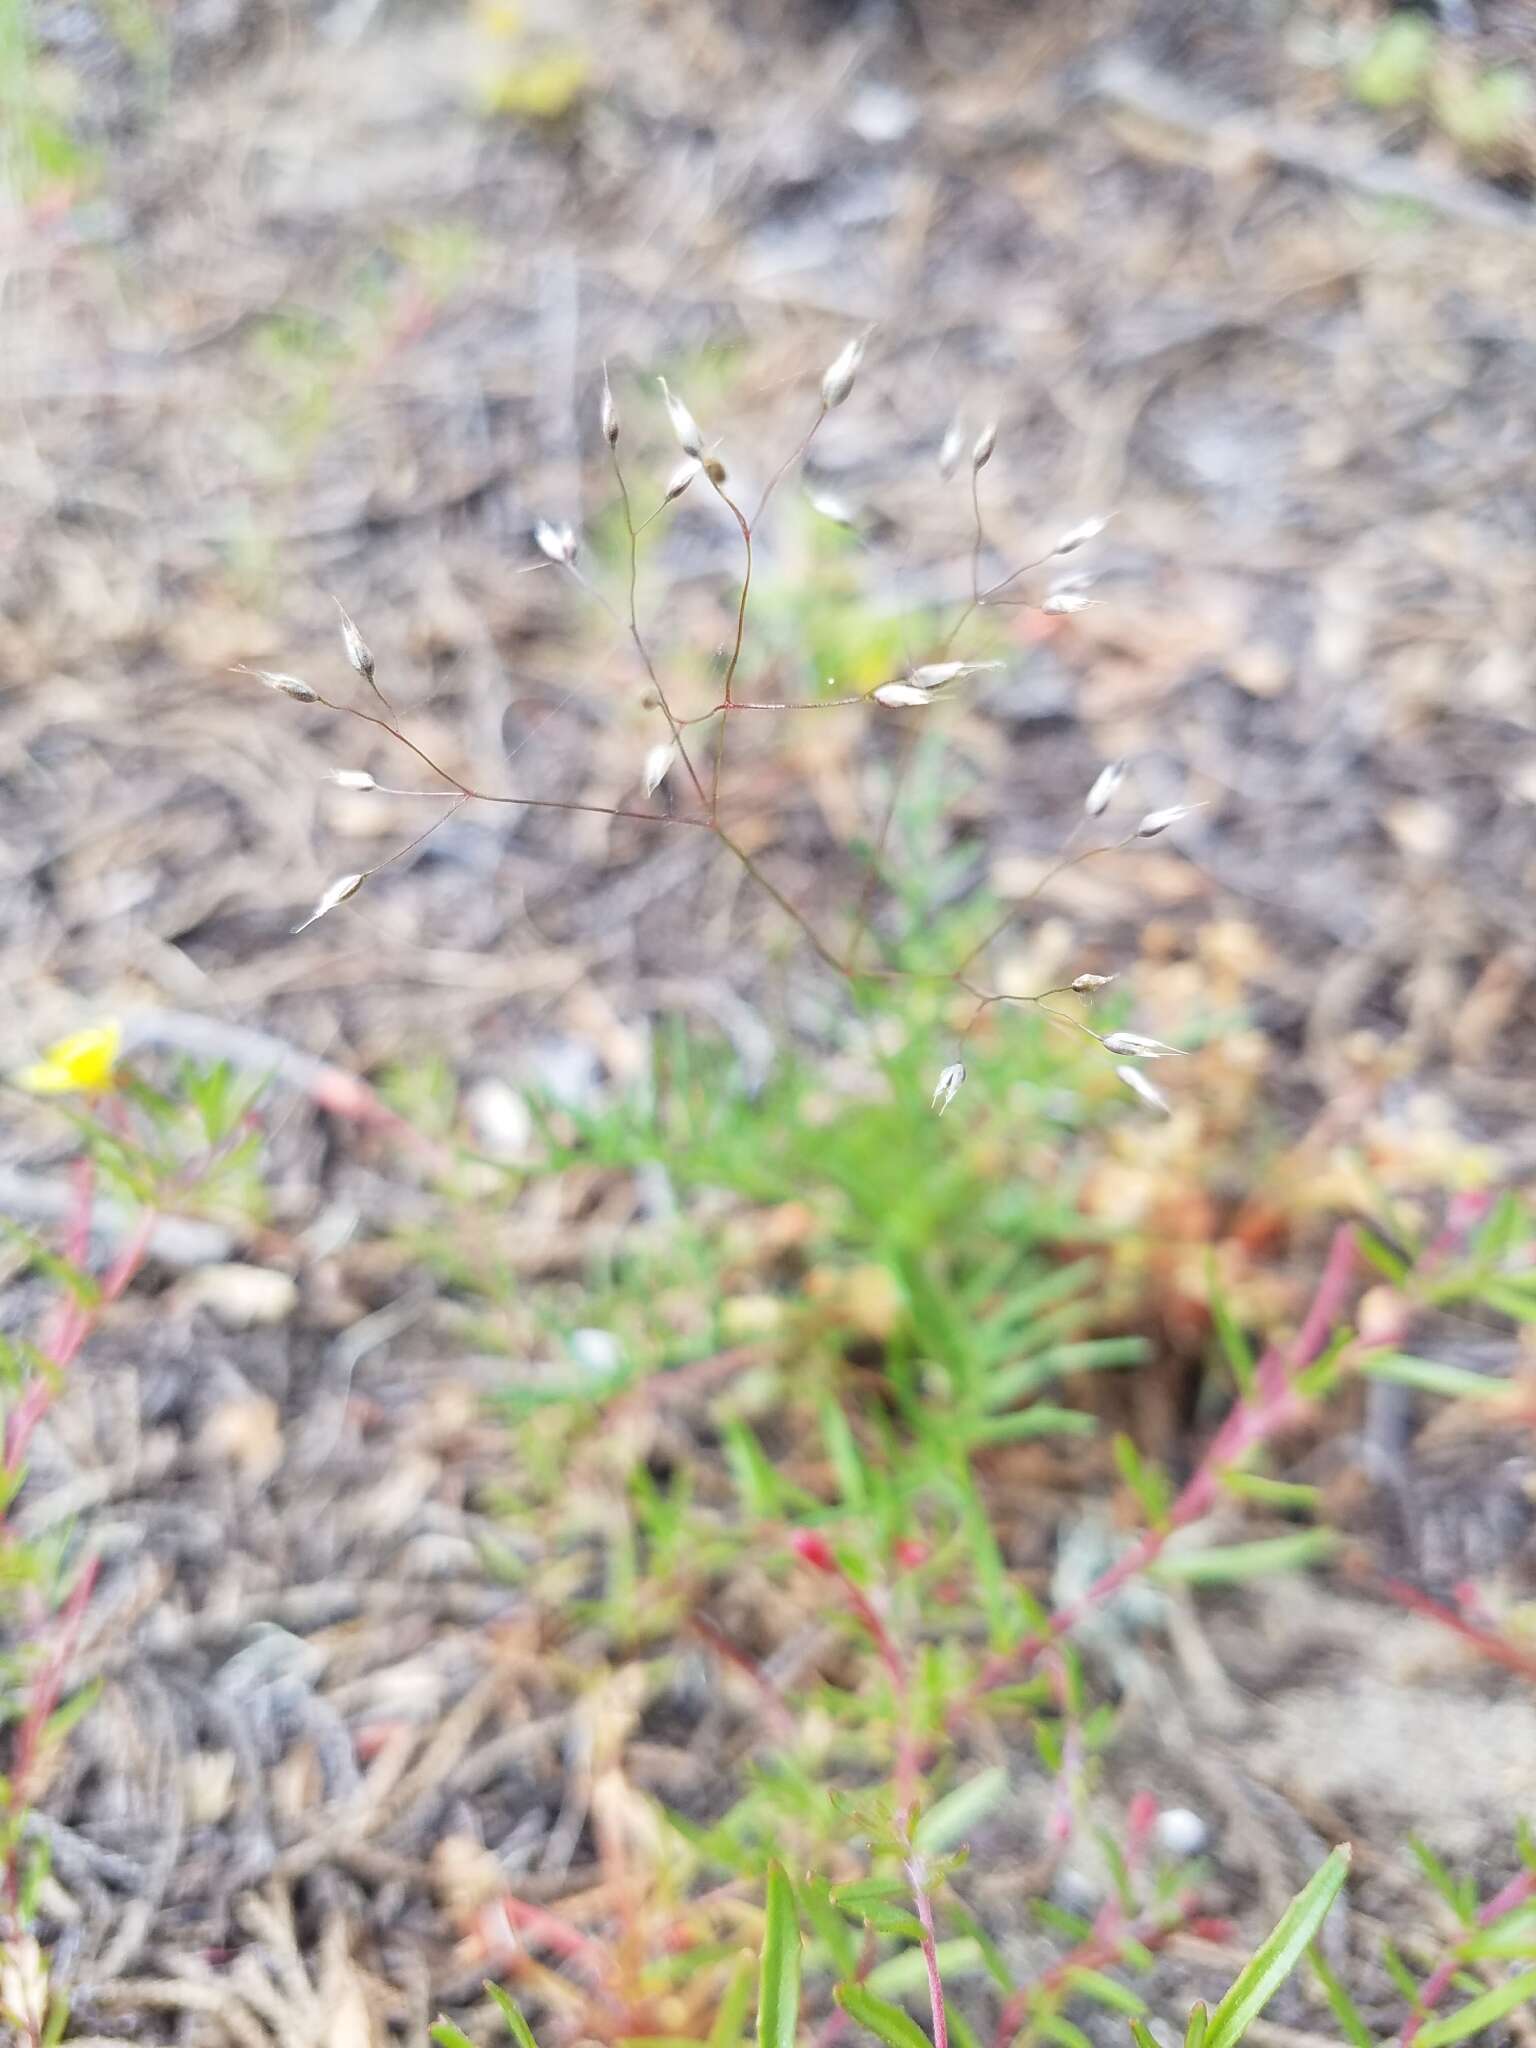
[624,2039,720,2048]
[797,1876,859,1979]
[832,1878,909,1910]
[1131,2022,1161,2048]
[710,1954,758,2048]
[1150,1531,1340,1585]
[486,1984,540,2048]
[0,1219,100,1306]
[867,1940,984,1999]
[1360,1355,1505,1402]
[1066,1969,1146,2017]
[1184,2004,1209,2048]
[945,1905,1013,1993]
[956,1460,1011,1645]
[822,1400,870,1509]
[759,1862,802,2048]
[725,1422,783,1518]
[969,1408,1098,1446]
[835,1983,933,2048]
[915,1769,1008,1854]
[1408,1838,1475,1924]
[1356,1231,1411,1285]
[982,1339,1146,1412]
[1039,2018,1095,2048]
[1206,1847,1352,2048]
[1415,1971,1536,2048]
[1207,1269,1255,1396]
[1218,1470,1320,1512]
[1460,1906,1536,1960]
[43,1677,102,1749]
[1113,1435,1173,1528]
[1381,1942,1422,2007]
[1307,1944,1373,2048]
[1482,1283,1536,1324]
[431,2022,478,2048]
[858,1907,928,1945]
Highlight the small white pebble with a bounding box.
[1154,1807,1210,1858]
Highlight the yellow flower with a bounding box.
[17,1021,123,1096]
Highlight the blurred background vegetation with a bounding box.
[2,0,1535,2043]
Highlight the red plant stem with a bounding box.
[686,1617,796,1740]
[3,1553,99,1912]
[907,1856,950,2048]
[991,1897,1197,2048]
[479,1893,612,1977]
[830,1567,921,1811]
[3,1171,156,1921]
[1356,1569,1536,1687]
[968,1225,1359,1706]
[1401,1868,1536,2047]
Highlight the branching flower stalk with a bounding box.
[254,345,1207,1111]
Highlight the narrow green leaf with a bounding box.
[1113,1434,1173,1528]
[945,1904,1013,1993]
[822,1401,869,1509]
[915,1769,1008,1854]
[725,1422,782,1518]
[1481,1283,1536,1324]
[759,1862,802,2048]
[1360,1355,1504,1402]
[1066,1968,1146,2017]
[1206,1847,1352,2048]
[1381,1942,1422,2007]
[1210,1293,1256,1397]
[1460,1905,1536,1960]
[970,1408,1098,1446]
[1039,2017,1095,2048]
[1408,1838,1474,1924]
[867,1939,984,1998]
[624,2038,719,2048]
[1131,2022,1161,2048]
[984,1339,1146,1412]
[798,1876,859,1979]
[1151,1530,1340,1585]
[1356,1231,1410,1285]
[836,1982,934,2048]
[1415,1971,1536,2048]
[1219,1472,1320,1512]
[994,1257,1099,1333]
[957,1461,1012,1645]
[431,2022,478,2048]
[1184,2004,1209,2048]
[486,1983,540,2048]
[858,1907,928,1945]
[1033,1900,1093,1943]
[710,1954,758,2048]
[1307,1945,1373,2048]
[0,1219,100,1306]
[831,1877,909,1910]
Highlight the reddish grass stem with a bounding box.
[1401,1867,1536,2048]
[965,1224,1359,1705]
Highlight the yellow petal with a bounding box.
[16,1021,122,1095]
